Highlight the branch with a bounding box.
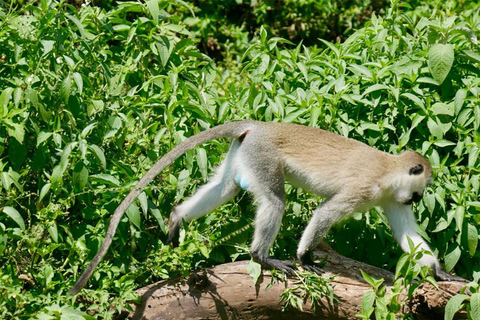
[124,245,467,320]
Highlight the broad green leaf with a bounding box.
[423,192,435,214]
[41,40,54,56]
[361,290,375,315]
[395,254,410,279]
[2,206,25,230]
[467,223,478,256]
[445,245,461,272]
[454,206,464,233]
[3,119,25,143]
[401,93,426,112]
[433,139,456,147]
[148,200,167,234]
[428,43,454,85]
[48,222,58,243]
[146,0,160,24]
[431,102,454,116]
[104,116,122,140]
[126,203,141,229]
[363,84,389,96]
[36,132,52,147]
[59,75,72,104]
[138,192,148,215]
[0,87,13,116]
[88,144,106,168]
[462,50,480,63]
[39,183,51,202]
[196,148,208,181]
[444,294,469,320]
[73,72,83,95]
[44,265,54,287]
[471,293,480,320]
[246,259,262,285]
[90,174,120,186]
[73,162,89,191]
[175,169,190,201]
[454,89,466,115]
[66,14,86,39]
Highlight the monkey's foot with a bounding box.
[255,257,296,275]
[298,251,324,274]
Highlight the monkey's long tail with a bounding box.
[69,121,253,295]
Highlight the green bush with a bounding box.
[0,0,479,318]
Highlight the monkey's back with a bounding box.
[252,122,390,199]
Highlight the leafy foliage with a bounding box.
[357,240,438,319]
[0,0,479,318]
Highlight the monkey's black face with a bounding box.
[403,191,423,205]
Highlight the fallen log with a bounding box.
[125,245,467,320]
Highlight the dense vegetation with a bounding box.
[0,0,479,318]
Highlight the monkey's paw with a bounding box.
[298,251,324,274]
[257,257,297,276]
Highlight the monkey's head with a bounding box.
[391,151,433,205]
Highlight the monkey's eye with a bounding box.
[409,164,424,175]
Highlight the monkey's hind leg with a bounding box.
[168,151,241,247]
[244,168,296,274]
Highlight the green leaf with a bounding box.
[0,87,13,116]
[48,222,58,242]
[73,162,89,191]
[148,200,167,234]
[138,192,148,215]
[445,294,469,320]
[246,259,262,285]
[59,75,72,104]
[470,293,480,320]
[361,290,375,315]
[2,206,25,230]
[428,43,454,85]
[39,183,51,202]
[467,223,478,257]
[90,174,120,186]
[88,144,106,168]
[145,0,160,24]
[454,89,466,116]
[401,93,426,112]
[104,116,122,140]
[462,50,480,64]
[395,254,410,279]
[175,169,190,201]
[3,119,25,143]
[36,132,52,147]
[433,139,456,147]
[196,148,208,181]
[363,84,389,96]
[431,102,454,116]
[126,203,141,229]
[44,265,54,287]
[445,245,461,272]
[73,72,83,95]
[66,14,86,39]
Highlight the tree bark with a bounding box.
[125,245,467,320]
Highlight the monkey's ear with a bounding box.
[409,164,424,175]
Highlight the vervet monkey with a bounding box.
[70,121,463,294]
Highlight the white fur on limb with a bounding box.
[384,202,440,270]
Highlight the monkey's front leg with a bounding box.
[297,198,355,273]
